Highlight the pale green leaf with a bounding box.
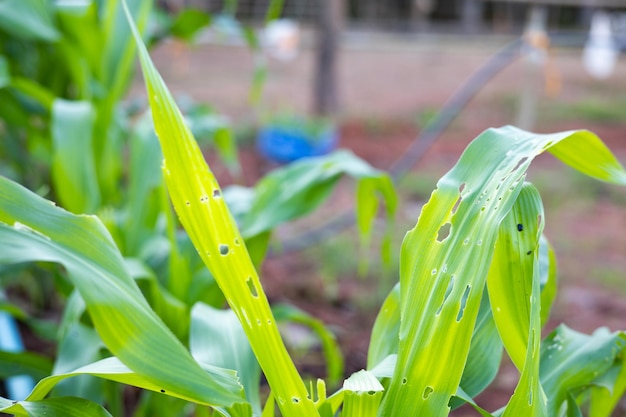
[190,303,261,414]
[124,2,319,414]
[379,126,626,417]
[495,183,547,417]
[589,357,626,417]
[240,150,396,239]
[0,176,244,407]
[540,325,625,416]
[488,182,544,371]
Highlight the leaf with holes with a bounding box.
[124,3,319,415]
[378,126,626,417]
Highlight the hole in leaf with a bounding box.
[517,223,524,232]
[451,195,462,214]
[291,397,300,404]
[160,389,165,393]
[511,157,528,173]
[219,244,229,255]
[423,386,434,400]
[185,201,190,206]
[246,277,258,297]
[213,189,221,198]
[402,378,407,385]
[200,196,208,203]
[436,275,455,315]
[367,390,376,396]
[234,238,240,245]
[437,223,451,242]
[456,285,471,322]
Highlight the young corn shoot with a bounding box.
[123,3,318,415]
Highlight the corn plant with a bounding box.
[2,3,626,417]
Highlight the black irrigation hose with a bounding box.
[270,37,529,256]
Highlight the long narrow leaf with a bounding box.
[494,183,547,416]
[123,3,319,415]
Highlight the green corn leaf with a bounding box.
[492,183,547,416]
[341,370,384,417]
[367,283,400,370]
[123,3,319,415]
[1,396,112,417]
[487,182,544,371]
[540,325,625,416]
[1,354,239,412]
[452,288,503,408]
[0,176,245,408]
[589,357,626,417]
[368,284,504,408]
[239,150,396,240]
[190,303,261,415]
[52,322,105,400]
[379,126,626,417]
[51,99,101,214]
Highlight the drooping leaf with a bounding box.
[0,176,245,408]
[239,150,396,240]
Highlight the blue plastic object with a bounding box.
[257,123,338,163]
[0,309,35,400]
